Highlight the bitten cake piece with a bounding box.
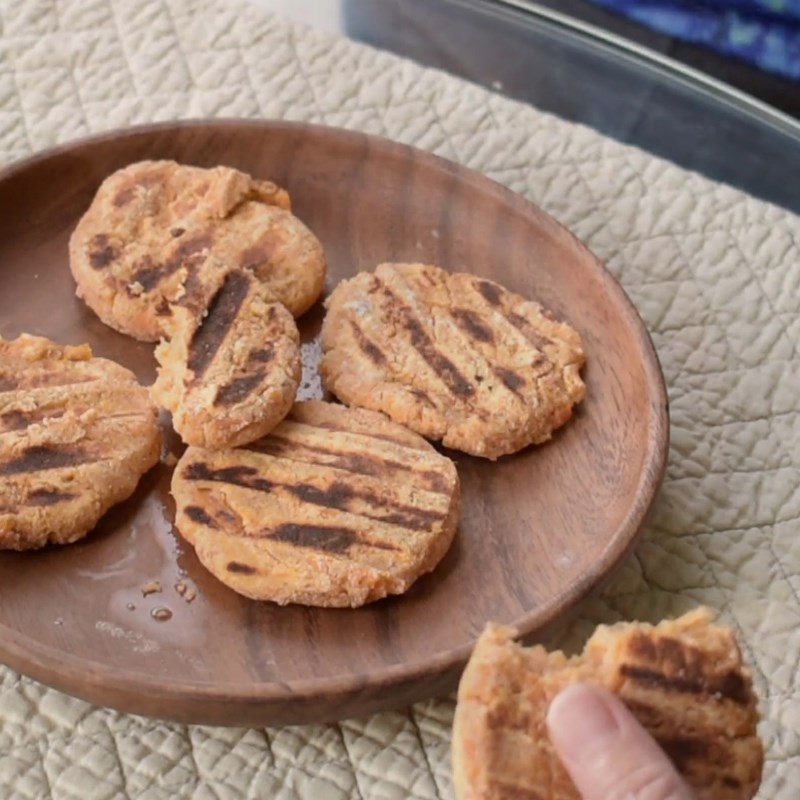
[171,400,460,607]
[320,263,585,459]
[151,270,301,449]
[452,609,763,800]
[69,160,326,341]
[0,334,161,550]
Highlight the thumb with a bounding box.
[547,683,693,800]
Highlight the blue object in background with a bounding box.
[587,0,800,79]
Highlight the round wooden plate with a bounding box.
[0,120,668,725]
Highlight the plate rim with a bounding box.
[0,118,669,711]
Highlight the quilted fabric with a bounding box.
[0,0,798,797]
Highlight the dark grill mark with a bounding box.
[173,231,213,261]
[0,444,89,475]
[629,633,657,660]
[476,279,503,306]
[184,462,273,492]
[349,321,387,365]
[380,509,440,528]
[656,736,708,772]
[451,307,494,343]
[251,437,451,494]
[352,448,448,493]
[130,232,213,293]
[113,186,136,207]
[532,354,551,370]
[218,507,242,527]
[155,298,172,317]
[1,408,65,432]
[495,367,525,393]
[1,410,27,429]
[187,271,251,379]
[717,671,751,705]
[420,270,438,288]
[129,256,166,293]
[287,480,444,530]
[185,461,442,530]
[248,347,274,364]
[723,777,741,789]
[402,314,474,398]
[376,279,473,398]
[170,227,185,238]
[214,372,264,406]
[485,705,532,732]
[0,375,17,391]
[620,664,751,705]
[620,698,662,728]
[227,561,256,574]
[185,505,218,528]
[240,239,275,272]
[507,312,552,350]
[627,633,734,698]
[25,488,77,506]
[267,523,359,554]
[88,234,117,269]
[410,388,435,407]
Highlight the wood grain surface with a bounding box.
[0,120,668,725]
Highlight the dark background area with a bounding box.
[344,0,800,211]
[536,0,800,118]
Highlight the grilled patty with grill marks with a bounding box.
[69,160,326,341]
[453,609,763,800]
[151,269,300,449]
[320,263,586,459]
[171,400,460,607]
[0,334,161,550]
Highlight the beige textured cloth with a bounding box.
[1,1,798,797]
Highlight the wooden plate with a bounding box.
[0,120,668,725]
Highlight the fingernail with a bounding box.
[547,683,621,761]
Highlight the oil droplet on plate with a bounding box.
[126,603,136,611]
[151,606,172,622]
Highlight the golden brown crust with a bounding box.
[151,270,300,448]
[69,160,325,341]
[171,400,460,607]
[453,610,763,800]
[320,263,585,459]
[0,334,161,550]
